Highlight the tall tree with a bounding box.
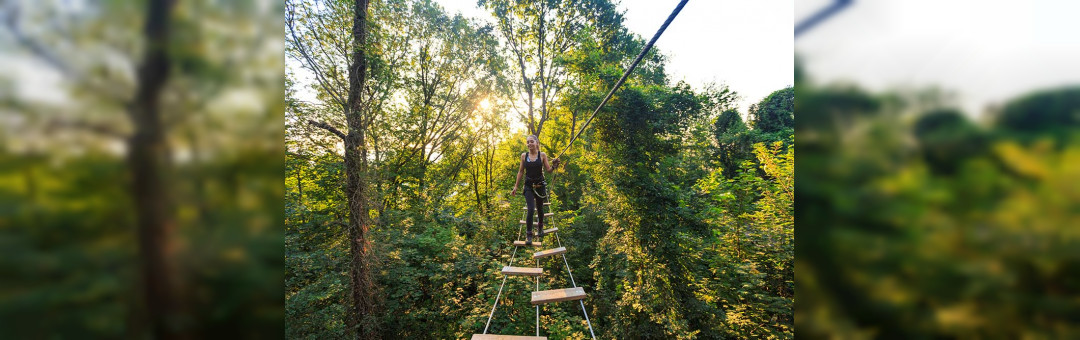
[127,1,186,338]
[287,0,380,337]
[378,0,500,206]
[480,0,611,137]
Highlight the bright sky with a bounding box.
[796,0,1080,116]
[435,0,794,113]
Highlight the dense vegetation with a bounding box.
[286,0,793,338]
[796,63,1080,338]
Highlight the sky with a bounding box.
[428,0,793,113]
[796,0,1080,116]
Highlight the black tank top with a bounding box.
[524,152,543,181]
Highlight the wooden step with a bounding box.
[501,266,542,276]
[521,203,551,209]
[513,241,543,247]
[471,334,547,340]
[518,215,554,224]
[531,287,586,305]
[533,247,566,259]
[541,227,557,234]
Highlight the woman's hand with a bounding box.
[510,188,517,196]
[552,158,562,169]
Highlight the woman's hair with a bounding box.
[526,134,539,143]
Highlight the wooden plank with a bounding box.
[532,247,566,259]
[513,241,542,247]
[471,334,546,340]
[542,227,558,234]
[518,215,553,224]
[501,266,542,276]
[531,287,586,305]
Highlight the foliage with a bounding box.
[1,0,284,337]
[796,64,1080,338]
[285,0,794,338]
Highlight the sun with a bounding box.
[478,98,491,110]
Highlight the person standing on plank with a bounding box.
[511,135,561,244]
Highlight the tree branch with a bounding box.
[46,118,129,139]
[307,119,346,140]
[1,2,130,103]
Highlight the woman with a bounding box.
[511,135,561,244]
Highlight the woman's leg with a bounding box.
[536,193,545,232]
[536,193,546,240]
[524,187,536,241]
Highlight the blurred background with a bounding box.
[795,0,1080,338]
[0,0,284,338]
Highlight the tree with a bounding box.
[126,1,187,338]
[748,86,794,135]
[480,0,616,137]
[913,108,986,174]
[994,86,1080,146]
[377,0,501,207]
[287,0,380,337]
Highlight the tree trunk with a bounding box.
[344,0,378,338]
[127,0,185,338]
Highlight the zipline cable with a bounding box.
[553,0,689,160]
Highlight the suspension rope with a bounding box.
[553,0,689,160]
[482,208,528,334]
[547,173,596,339]
[483,1,689,332]
[535,257,540,337]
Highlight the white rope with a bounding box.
[547,175,596,339]
[482,209,527,334]
[535,257,540,337]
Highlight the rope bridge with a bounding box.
[473,1,688,338]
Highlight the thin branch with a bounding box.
[308,119,346,140]
[45,118,129,139]
[1,3,129,103]
[286,1,347,110]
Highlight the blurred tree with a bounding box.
[2,0,284,337]
[125,1,186,338]
[995,86,1080,146]
[796,66,1080,338]
[913,108,987,175]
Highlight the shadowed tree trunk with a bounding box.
[290,0,380,333]
[343,0,378,338]
[126,0,186,338]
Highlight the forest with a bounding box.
[796,63,1080,338]
[1,0,1074,338]
[0,0,283,339]
[285,0,793,338]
